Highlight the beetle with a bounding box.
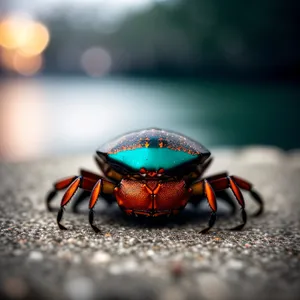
[46,128,263,233]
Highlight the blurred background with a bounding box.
[0,0,299,162]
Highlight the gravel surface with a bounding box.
[0,148,300,300]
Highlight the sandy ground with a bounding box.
[0,148,300,300]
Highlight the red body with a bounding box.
[114,179,193,216]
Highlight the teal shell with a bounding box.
[97,128,210,171]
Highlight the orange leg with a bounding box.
[57,176,84,230]
[80,169,103,181]
[46,170,105,210]
[68,169,116,212]
[46,173,102,211]
[201,180,217,233]
[56,175,101,230]
[209,175,263,215]
[88,179,102,233]
[46,174,115,230]
[190,174,263,232]
[88,178,115,233]
[189,179,217,233]
[203,172,263,216]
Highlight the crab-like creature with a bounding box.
[47,128,263,233]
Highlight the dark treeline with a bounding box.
[41,0,299,80]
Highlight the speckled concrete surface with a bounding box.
[0,148,300,300]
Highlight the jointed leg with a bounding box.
[202,172,263,216]
[69,169,105,213]
[88,178,115,233]
[190,190,237,216]
[80,169,103,181]
[57,176,83,230]
[190,179,217,233]
[227,177,247,230]
[190,174,263,232]
[46,176,78,212]
[209,175,263,216]
[47,169,103,212]
[46,172,102,211]
[202,175,247,230]
[200,180,217,233]
[47,173,115,231]
[208,175,263,230]
[71,169,116,211]
[231,176,264,216]
[249,189,264,216]
[89,179,103,233]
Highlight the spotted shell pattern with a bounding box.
[98,128,210,170]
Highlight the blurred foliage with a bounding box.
[33,0,299,79]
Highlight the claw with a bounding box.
[250,190,264,217]
[57,207,67,230]
[229,209,247,231]
[46,190,58,212]
[89,209,101,233]
[200,212,216,234]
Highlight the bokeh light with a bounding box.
[0,82,45,161]
[0,14,49,76]
[0,16,27,49]
[13,53,43,76]
[18,22,50,56]
[0,48,15,70]
[80,47,112,77]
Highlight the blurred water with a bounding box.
[0,76,299,161]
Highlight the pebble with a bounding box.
[122,259,139,272]
[13,249,23,256]
[108,259,139,275]
[108,264,123,275]
[170,261,184,278]
[57,250,73,261]
[226,259,244,270]
[73,254,82,264]
[146,249,155,257]
[92,251,111,264]
[28,251,43,261]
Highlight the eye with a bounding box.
[157,168,164,177]
[158,168,164,174]
[139,168,147,176]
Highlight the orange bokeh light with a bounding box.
[0,15,49,76]
[0,82,45,161]
[13,53,43,76]
[19,22,50,56]
[0,17,25,49]
[0,48,15,70]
